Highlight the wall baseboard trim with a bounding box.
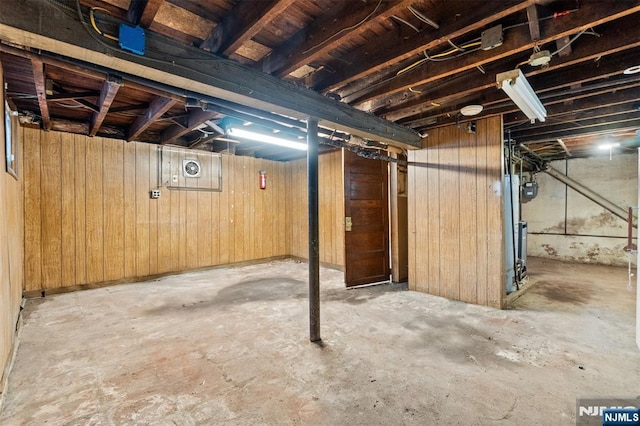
[23,256,292,298]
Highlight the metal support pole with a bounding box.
[307,117,321,343]
[636,148,640,349]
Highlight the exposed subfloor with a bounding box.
[1,257,638,425]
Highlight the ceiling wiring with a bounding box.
[301,0,384,55]
[391,15,420,33]
[408,6,439,29]
[90,7,119,42]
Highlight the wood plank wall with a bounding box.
[22,127,289,292]
[287,150,345,268]
[408,117,504,308]
[1,60,24,389]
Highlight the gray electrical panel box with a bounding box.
[481,25,503,50]
[522,181,538,200]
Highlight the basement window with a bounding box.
[4,100,17,180]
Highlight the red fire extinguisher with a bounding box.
[259,169,267,190]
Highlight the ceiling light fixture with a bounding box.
[227,127,307,151]
[497,69,547,123]
[460,104,483,116]
[623,65,640,75]
[598,142,620,150]
[599,142,620,160]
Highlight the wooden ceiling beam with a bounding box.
[127,96,177,141]
[511,111,640,140]
[515,118,640,145]
[160,109,220,144]
[0,0,420,148]
[384,36,640,123]
[200,0,296,56]
[261,0,416,78]
[346,2,640,105]
[127,0,163,28]
[526,5,540,41]
[504,85,640,125]
[30,57,51,130]
[90,74,122,137]
[312,0,537,93]
[409,78,640,130]
[47,91,99,101]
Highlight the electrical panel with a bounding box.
[522,181,538,200]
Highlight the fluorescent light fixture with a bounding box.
[598,142,620,150]
[227,127,307,151]
[497,69,547,123]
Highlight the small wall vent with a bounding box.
[183,159,201,178]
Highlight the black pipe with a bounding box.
[307,118,321,343]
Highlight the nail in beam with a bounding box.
[307,117,321,343]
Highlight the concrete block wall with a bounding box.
[522,152,637,266]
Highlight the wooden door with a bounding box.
[344,150,390,287]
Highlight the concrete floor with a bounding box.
[0,257,638,425]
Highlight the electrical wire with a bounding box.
[302,0,383,54]
[396,40,482,75]
[390,15,420,33]
[550,28,595,57]
[89,7,119,41]
[53,101,86,108]
[408,6,439,29]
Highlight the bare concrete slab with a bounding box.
[1,258,638,425]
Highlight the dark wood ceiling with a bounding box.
[2,0,640,162]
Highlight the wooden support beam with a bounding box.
[127,96,176,141]
[30,57,51,130]
[346,2,640,105]
[90,74,122,137]
[413,78,640,131]
[377,15,640,122]
[515,119,640,144]
[261,0,415,78]
[527,5,540,41]
[160,109,219,144]
[312,0,537,93]
[556,36,572,58]
[47,91,99,101]
[200,0,296,56]
[127,0,163,28]
[512,111,640,140]
[0,0,420,148]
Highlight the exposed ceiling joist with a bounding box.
[0,0,421,148]
[127,0,163,28]
[90,74,122,137]
[526,4,541,41]
[312,0,537,93]
[161,109,220,144]
[261,0,415,78]
[30,57,51,130]
[127,96,176,141]
[518,119,640,144]
[346,2,640,105]
[380,15,640,123]
[201,0,296,56]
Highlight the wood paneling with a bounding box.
[287,150,345,268]
[408,117,505,308]
[1,63,24,390]
[22,129,289,291]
